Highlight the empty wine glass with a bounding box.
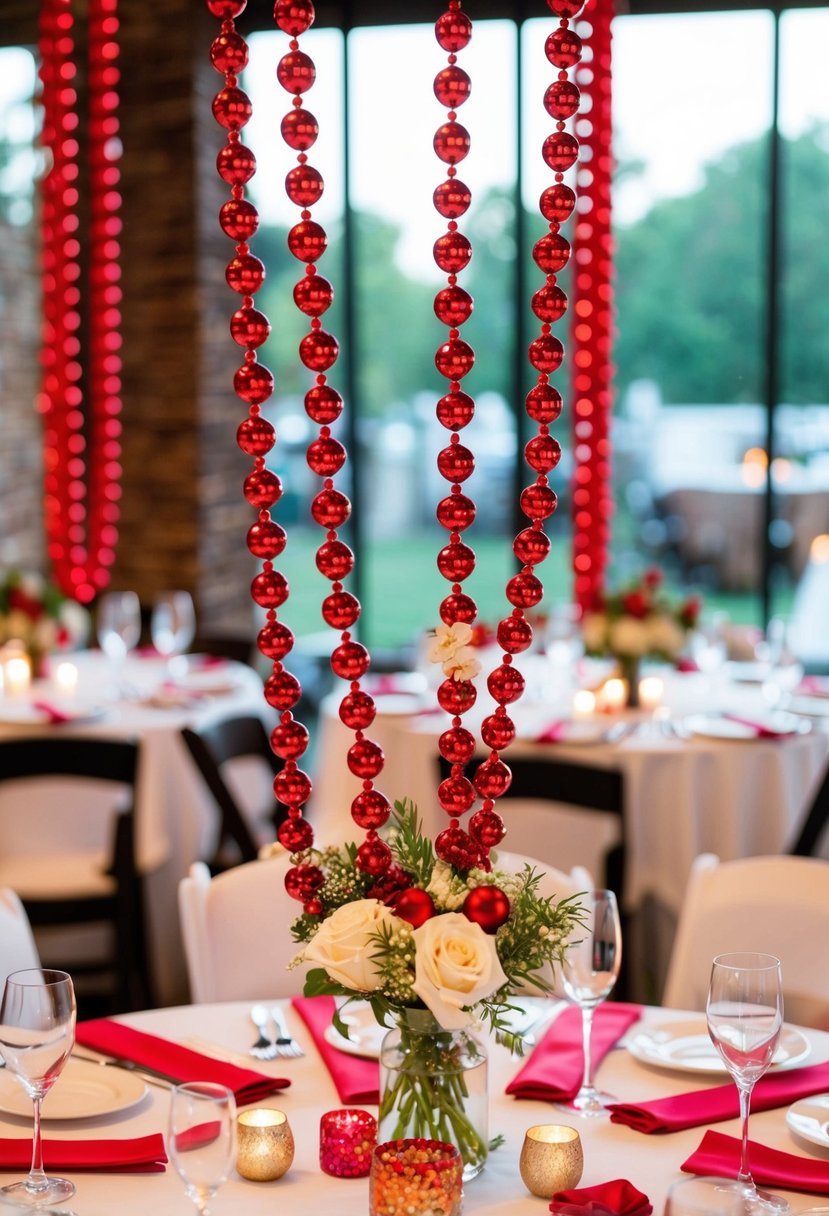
[96,590,141,694]
[169,1082,236,1216]
[706,952,787,1213]
[557,888,622,1117]
[0,969,76,1207]
[150,591,196,673]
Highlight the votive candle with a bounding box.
[600,677,626,712]
[519,1124,583,1198]
[638,676,663,710]
[572,689,596,718]
[4,653,31,696]
[53,661,79,697]
[236,1108,294,1181]
[319,1108,377,1178]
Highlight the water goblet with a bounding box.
[0,969,77,1207]
[96,590,141,694]
[557,888,622,1117]
[706,952,787,1213]
[169,1082,236,1216]
[150,590,196,674]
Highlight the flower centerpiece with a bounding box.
[581,568,700,704]
[0,569,89,675]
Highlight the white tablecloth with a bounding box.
[0,652,275,1005]
[2,1000,827,1215]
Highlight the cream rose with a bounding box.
[608,616,650,658]
[303,899,403,992]
[412,912,508,1030]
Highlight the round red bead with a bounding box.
[339,690,376,730]
[436,390,475,430]
[275,764,313,809]
[435,825,477,869]
[436,443,474,483]
[293,271,333,316]
[307,436,346,477]
[311,487,351,528]
[305,384,343,424]
[321,589,361,629]
[278,817,314,851]
[525,382,563,424]
[316,538,354,581]
[520,483,558,520]
[234,361,274,406]
[264,669,302,710]
[496,615,534,654]
[533,232,571,274]
[436,493,476,531]
[331,640,370,680]
[219,198,259,240]
[237,415,275,456]
[487,663,526,704]
[439,725,477,765]
[274,0,315,36]
[433,178,472,219]
[356,836,392,877]
[285,863,325,902]
[480,712,516,750]
[217,142,256,185]
[506,571,544,609]
[247,518,287,559]
[244,467,282,508]
[544,79,581,120]
[251,568,288,608]
[347,738,385,780]
[434,284,474,327]
[539,182,576,223]
[525,434,563,474]
[276,50,316,94]
[463,885,510,933]
[436,676,477,716]
[472,757,512,799]
[513,526,551,566]
[271,718,309,760]
[257,619,294,660]
[433,233,472,275]
[469,806,506,848]
[392,888,435,928]
[281,108,319,150]
[435,9,472,52]
[351,787,391,829]
[437,540,476,582]
[210,30,249,75]
[439,592,478,625]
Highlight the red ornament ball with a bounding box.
[278,816,314,852]
[339,690,376,730]
[438,725,477,765]
[234,361,274,406]
[305,383,343,424]
[351,787,390,829]
[439,592,477,626]
[487,664,526,705]
[436,389,475,431]
[274,0,315,36]
[257,619,293,660]
[506,570,544,609]
[243,467,282,508]
[463,885,511,933]
[469,806,506,848]
[356,835,392,877]
[347,738,385,781]
[270,718,308,761]
[284,863,325,903]
[274,765,312,808]
[436,676,477,716]
[322,589,361,630]
[434,825,477,870]
[264,669,302,710]
[392,887,436,928]
[437,772,476,817]
[435,8,472,52]
[480,712,516,751]
[433,178,472,219]
[331,639,369,680]
[293,271,333,316]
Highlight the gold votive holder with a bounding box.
[236,1108,294,1181]
[519,1124,583,1199]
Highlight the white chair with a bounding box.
[178,851,306,1002]
[0,887,40,989]
[662,853,829,1027]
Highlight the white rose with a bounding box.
[608,617,650,657]
[303,899,403,993]
[412,912,508,1030]
[59,601,90,646]
[646,614,685,658]
[581,612,609,653]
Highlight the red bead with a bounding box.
[234,361,274,406]
[322,589,361,629]
[525,434,562,474]
[521,483,558,520]
[356,835,392,877]
[206,0,246,17]
[542,130,580,173]
[433,233,472,275]
[525,382,563,424]
[437,540,475,582]
[274,766,312,807]
[433,65,471,108]
[307,435,346,476]
[258,619,294,659]
[237,415,275,456]
[311,487,351,528]
[286,164,325,208]
[497,614,534,654]
[299,328,339,372]
[433,178,472,219]
[533,232,571,274]
[439,725,477,764]
[528,333,564,374]
[436,676,477,716]
[473,757,512,800]
[434,284,474,327]
[480,712,516,750]
[347,738,385,780]
[436,493,476,531]
[230,306,270,348]
[436,390,475,430]
[436,443,474,483]
[532,282,568,323]
[251,568,288,609]
[435,9,472,52]
[463,885,510,933]
[331,639,370,680]
[219,198,259,241]
[439,592,477,625]
[469,807,506,848]
[247,518,287,559]
[293,272,333,316]
[545,26,583,69]
[316,538,354,581]
[339,690,376,730]
[351,787,391,828]
[210,32,249,75]
[264,669,302,710]
[539,182,576,223]
[391,888,435,928]
[281,108,319,150]
[244,467,282,508]
[217,142,256,185]
[285,863,325,902]
[288,219,327,263]
[226,252,266,295]
[514,527,550,566]
[274,0,315,36]
[305,384,343,424]
[548,0,585,15]
[506,571,544,609]
[435,825,476,869]
[487,663,526,705]
[544,79,581,120]
[303,897,323,915]
[433,121,470,166]
[278,816,314,851]
[212,86,252,131]
[276,49,316,94]
[271,718,309,760]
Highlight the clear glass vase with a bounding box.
[378,1008,488,1182]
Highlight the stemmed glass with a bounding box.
[0,969,77,1207]
[96,590,141,694]
[706,952,787,1213]
[557,888,622,1117]
[169,1082,236,1216]
[150,591,196,674]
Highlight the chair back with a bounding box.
[178,851,305,1002]
[662,852,829,1027]
[0,887,40,989]
[788,760,829,858]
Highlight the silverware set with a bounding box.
[249,1004,304,1059]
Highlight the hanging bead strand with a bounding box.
[274,0,392,883]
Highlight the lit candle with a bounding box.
[572,689,596,718]
[53,661,79,697]
[236,1108,294,1181]
[601,677,626,712]
[519,1124,583,1199]
[4,653,31,696]
[638,676,663,711]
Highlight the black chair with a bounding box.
[181,715,284,872]
[0,736,152,1014]
[788,760,829,857]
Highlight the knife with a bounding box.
[72,1051,177,1089]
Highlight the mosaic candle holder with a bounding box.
[370,1138,463,1216]
[319,1108,377,1178]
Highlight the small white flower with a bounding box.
[428,621,474,665]
[442,645,481,682]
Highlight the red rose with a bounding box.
[621,590,649,619]
[7,588,44,621]
[643,567,663,589]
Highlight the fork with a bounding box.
[270,1005,304,1058]
[249,1003,276,1060]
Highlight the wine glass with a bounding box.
[96,590,141,694]
[557,888,622,1117]
[664,1175,753,1216]
[0,969,77,1207]
[150,591,196,674]
[169,1082,236,1216]
[706,952,787,1213]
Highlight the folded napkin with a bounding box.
[75,1019,288,1105]
[798,676,829,698]
[723,713,787,738]
[550,1179,652,1216]
[609,1060,829,1134]
[291,996,379,1104]
[682,1129,829,1195]
[0,1133,167,1173]
[536,720,568,743]
[31,700,73,724]
[506,1003,642,1102]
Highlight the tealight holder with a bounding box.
[319,1108,377,1178]
[236,1108,294,1181]
[519,1124,583,1199]
[370,1138,463,1216]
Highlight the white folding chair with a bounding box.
[0,887,41,989]
[178,851,306,1002]
[662,853,829,1027]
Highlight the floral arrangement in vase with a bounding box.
[0,569,89,673]
[581,568,700,674]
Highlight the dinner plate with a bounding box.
[169,667,241,696]
[785,696,829,719]
[786,1094,829,1151]
[627,1019,811,1075]
[0,1057,147,1120]
[682,711,807,740]
[0,701,105,727]
[323,1004,389,1060]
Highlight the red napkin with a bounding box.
[506,1003,642,1102]
[550,1179,652,1215]
[723,713,787,738]
[609,1060,829,1134]
[291,996,379,1104]
[0,1133,167,1173]
[536,720,567,743]
[31,700,73,724]
[682,1129,829,1195]
[75,1019,288,1105]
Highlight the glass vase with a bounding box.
[378,1008,488,1182]
[617,655,641,707]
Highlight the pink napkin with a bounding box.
[609,1060,829,1134]
[536,720,567,743]
[798,676,829,698]
[506,1004,643,1102]
[291,996,379,1103]
[76,1019,289,1105]
[682,1129,829,1195]
[550,1179,652,1215]
[0,1133,167,1173]
[31,700,73,724]
[723,713,788,738]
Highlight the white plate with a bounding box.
[627,1019,811,1075]
[0,1057,147,1120]
[0,701,105,727]
[683,712,807,740]
[170,666,240,696]
[786,1094,829,1150]
[785,696,829,719]
[323,1004,389,1060]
